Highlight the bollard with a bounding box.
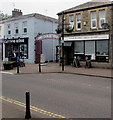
[17,61,19,73]
[25,92,31,119]
[39,63,41,73]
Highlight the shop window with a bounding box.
[99,10,106,28]
[74,41,85,60]
[96,40,108,62]
[85,41,95,60]
[20,44,28,59]
[76,14,81,30]
[91,11,97,29]
[74,41,84,54]
[5,44,12,58]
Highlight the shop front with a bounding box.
[4,37,28,61]
[0,39,3,61]
[64,34,110,68]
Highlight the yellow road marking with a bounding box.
[0,96,67,119]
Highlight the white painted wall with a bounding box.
[3,16,58,63]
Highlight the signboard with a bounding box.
[4,39,25,43]
[35,33,59,40]
[64,34,109,41]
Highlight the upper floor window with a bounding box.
[76,13,81,30]
[91,11,97,29]
[22,21,27,34]
[14,23,19,34]
[69,15,74,28]
[99,10,106,28]
[7,24,11,35]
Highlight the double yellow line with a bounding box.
[0,96,67,119]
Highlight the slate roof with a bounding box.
[1,13,58,23]
[57,0,113,15]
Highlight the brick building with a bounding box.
[57,0,113,68]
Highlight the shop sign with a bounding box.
[35,33,59,40]
[4,39,24,43]
[64,34,109,41]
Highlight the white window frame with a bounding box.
[99,10,106,28]
[76,14,81,30]
[69,15,74,28]
[22,21,27,34]
[91,11,97,29]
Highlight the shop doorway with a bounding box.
[64,46,74,65]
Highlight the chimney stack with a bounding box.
[12,9,23,17]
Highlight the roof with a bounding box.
[1,13,58,23]
[57,0,113,15]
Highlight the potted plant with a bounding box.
[55,27,62,34]
[65,26,74,33]
[3,61,14,70]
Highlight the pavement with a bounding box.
[0,62,112,119]
[1,62,112,78]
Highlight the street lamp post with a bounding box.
[61,12,64,71]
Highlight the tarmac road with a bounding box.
[2,73,111,118]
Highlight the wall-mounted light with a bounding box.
[83,21,87,26]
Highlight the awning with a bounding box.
[0,39,4,43]
[64,42,72,46]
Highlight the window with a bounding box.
[99,10,106,28]
[69,15,74,28]
[74,41,84,54]
[22,21,27,34]
[96,40,108,62]
[91,11,97,29]
[14,23,19,34]
[96,40,108,56]
[85,41,95,55]
[7,24,11,35]
[76,14,81,30]
[20,44,28,59]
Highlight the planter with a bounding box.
[65,27,74,33]
[3,61,14,70]
[55,28,62,34]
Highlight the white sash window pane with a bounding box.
[91,11,97,29]
[69,15,74,28]
[99,10,106,28]
[76,14,81,30]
